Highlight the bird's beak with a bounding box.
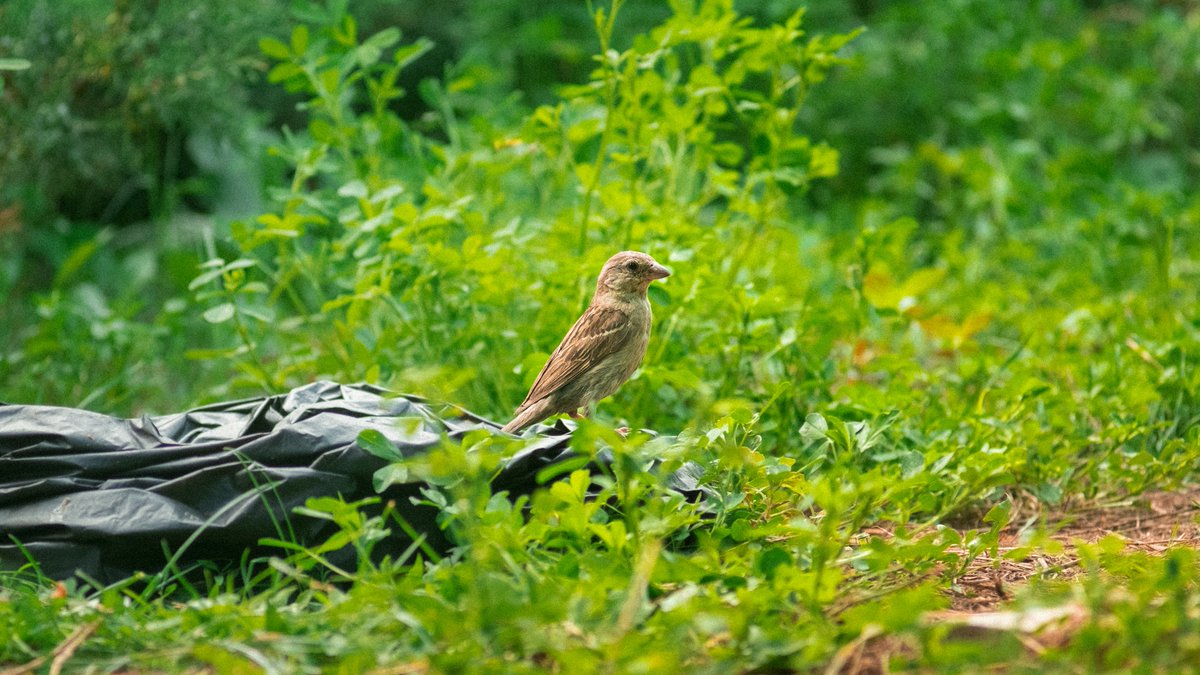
[648,262,671,280]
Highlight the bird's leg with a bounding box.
[569,409,585,419]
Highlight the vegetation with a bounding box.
[2,0,1199,671]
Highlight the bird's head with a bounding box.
[596,251,671,296]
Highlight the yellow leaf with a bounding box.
[861,269,898,308]
[898,267,945,297]
[919,314,958,340]
[959,311,992,340]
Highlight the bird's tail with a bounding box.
[501,398,552,434]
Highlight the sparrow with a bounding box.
[502,251,671,434]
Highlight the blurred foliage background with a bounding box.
[4,0,1200,670]
[1,0,1198,499]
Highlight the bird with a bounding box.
[501,251,671,434]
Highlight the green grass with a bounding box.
[3,0,1200,671]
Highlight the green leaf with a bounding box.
[536,455,592,484]
[983,500,1012,528]
[53,234,106,288]
[223,259,257,272]
[372,463,409,492]
[825,416,855,454]
[394,39,433,68]
[799,413,828,443]
[202,303,235,324]
[730,518,753,542]
[188,267,225,291]
[712,142,745,166]
[357,428,404,462]
[267,62,303,84]
[238,306,275,323]
[338,180,369,199]
[290,25,309,55]
[364,27,401,51]
[258,37,290,59]
[755,547,793,580]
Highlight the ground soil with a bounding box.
[837,486,1200,674]
[948,486,1200,611]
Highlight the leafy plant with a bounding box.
[3,0,1200,671]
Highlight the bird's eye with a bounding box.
[625,261,639,271]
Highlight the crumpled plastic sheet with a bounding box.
[0,381,704,582]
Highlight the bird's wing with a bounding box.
[516,305,634,411]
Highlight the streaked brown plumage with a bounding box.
[502,251,670,434]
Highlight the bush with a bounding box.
[0,0,285,228]
[193,0,855,432]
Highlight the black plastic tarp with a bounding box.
[0,382,700,582]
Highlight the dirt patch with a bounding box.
[835,488,1200,674]
[1053,488,1200,549]
[948,487,1200,611]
